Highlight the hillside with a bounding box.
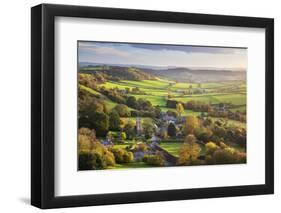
[79,64,246,83]
[79,66,155,81]
[141,67,246,82]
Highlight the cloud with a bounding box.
[129,43,244,54]
[79,42,129,57]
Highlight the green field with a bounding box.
[172,93,246,106]
[210,117,246,129]
[160,142,182,157]
[100,79,246,105]
[79,84,117,109]
[160,142,206,157]
[107,162,152,169]
[81,77,246,116]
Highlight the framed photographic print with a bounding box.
[31,4,274,209]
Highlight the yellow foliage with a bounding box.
[205,142,219,155]
[178,134,201,165]
[176,103,185,116]
[185,116,199,135]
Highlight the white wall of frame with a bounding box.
[0,0,280,212]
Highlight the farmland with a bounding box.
[77,41,248,172]
[78,65,247,171]
[97,79,246,114]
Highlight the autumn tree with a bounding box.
[178,134,201,165]
[185,116,199,135]
[176,103,185,117]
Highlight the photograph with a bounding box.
[30,3,274,209]
[77,41,247,170]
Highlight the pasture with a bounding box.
[99,79,246,113]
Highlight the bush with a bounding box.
[111,148,134,163]
[212,149,239,164]
[103,151,116,166]
[78,128,97,151]
[78,151,107,170]
[205,142,219,155]
[114,104,131,117]
[136,142,148,151]
[205,154,214,164]
[194,127,213,143]
[143,154,165,166]
[123,151,134,163]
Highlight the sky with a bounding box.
[78,41,247,70]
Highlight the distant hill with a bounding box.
[141,67,246,82]
[79,65,155,81]
[79,63,246,82]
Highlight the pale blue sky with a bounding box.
[78,41,247,70]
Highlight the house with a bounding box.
[101,139,113,147]
[162,114,177,123]
[151,134,161,143]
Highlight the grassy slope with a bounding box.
[160,142,206,157]
[79,84,117,109]
[100,79,246,115]
[107,162,151,169]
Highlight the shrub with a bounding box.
[212,149,239,164]
[114,104,131,117]
[136,142,148,151]
[218,141,228,149]
[78,151,107,170]
[78,128,98,151]
[143,154,165,166]
[194,127,213,143]
[103,151,116,166]
[205,154,214,164]
[111,148,134,163]
[123,151,134,163]
[205,142,219,155]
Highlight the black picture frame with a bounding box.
[31,3,274,209]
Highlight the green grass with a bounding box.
[100,79,246,107]
[120,117,154,125]
[133,94,166,106]
[170,82,225,90]
[210,117,246,128]
[160,142,205,157]
[79,84,117,109]
[160,107,202,117]
[101,80,170,91]
[229,105,246,112]
[172,93,246,106]
[113,142,134,149]
[107,162,151,169]
[160,142,182,157]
